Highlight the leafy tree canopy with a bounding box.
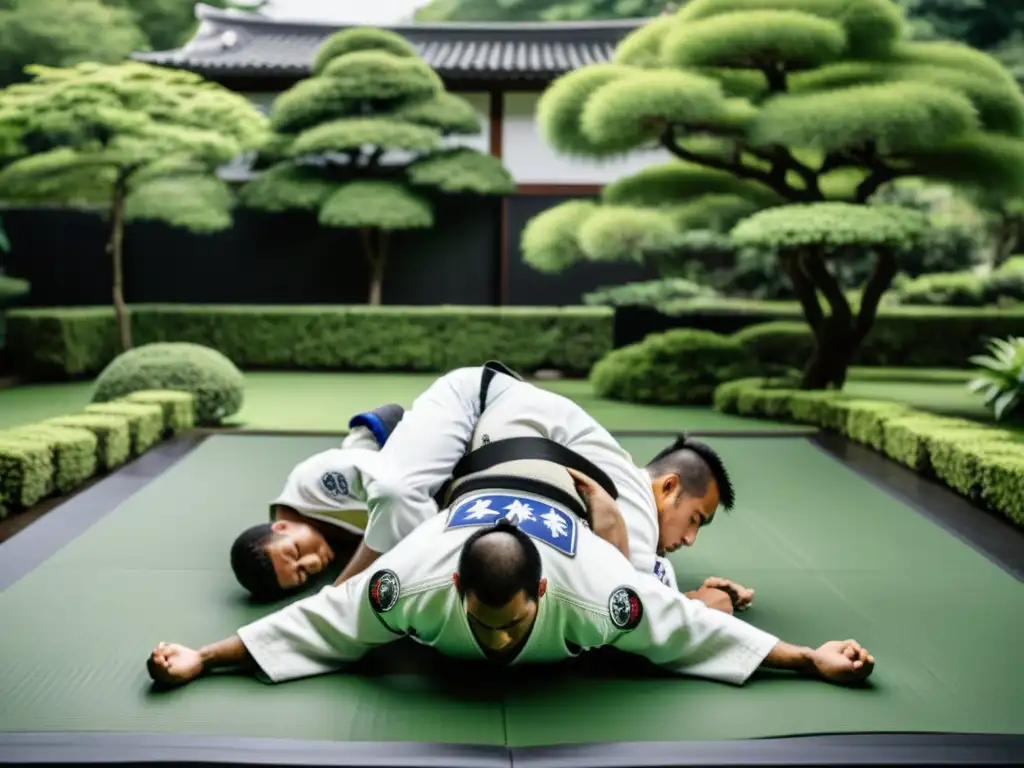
[539,0,1024,211]
[239,26,514,304]
[0,1,268,87]
[0,60,269,349]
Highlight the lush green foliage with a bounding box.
[92,342,245,425]
[967,335,1024,421]
[239,27,513,304]
[714,375,1024,528]
[894,271,988,306]
[6,305,614,379]
[583,278,717,307]
[591,328,758,404]
[0,0,248,87]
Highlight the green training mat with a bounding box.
[0,434,1020,744]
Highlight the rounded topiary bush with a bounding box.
[895,272,987,306]
[732,321,815,372]
[590,328,758,405]
[92,342,245,426]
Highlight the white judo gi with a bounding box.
[236,484,779,686]
[360,366,678,589]
[269,426,386,535]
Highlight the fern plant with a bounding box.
[967,336,1024,421]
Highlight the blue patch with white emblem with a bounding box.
[447,493,578,557]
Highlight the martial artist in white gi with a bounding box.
[336,364,752,612]
[228,404,407,598]
[148,472,875,688]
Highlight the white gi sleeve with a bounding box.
[608,572,780,686]
[235,558,402,683]
[361,367,487,554]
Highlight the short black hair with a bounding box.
[645,434,735,510]
[456,519,542,607]
[230,523,284,600]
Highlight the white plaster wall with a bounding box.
[501,92,668,184]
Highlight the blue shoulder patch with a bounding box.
[447,493,578,557]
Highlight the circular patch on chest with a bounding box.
[608,586,643,631]
[368,569,400,613]
[321,470,349,499]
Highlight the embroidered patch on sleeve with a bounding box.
[367,569,400,613]
[608,586,643,631]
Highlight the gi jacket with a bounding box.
[237,486,778,687]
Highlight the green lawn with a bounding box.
[0,367,1005,434]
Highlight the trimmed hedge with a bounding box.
[92,342,245,426]
[620,301,1024,368]
[6,305,614,378]
[0,389,196,517]
[714,378,1024,529]
[591,328,758,405]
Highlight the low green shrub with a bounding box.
[44,413,132,471]
[731,321,814,372]
[0,438,52,516]
[6,305,614,379]
[91,342,244,426]
[591,329,757,405]
[713,378,1024,528]
[124,390,196,434]
[984,256,1024,303]
[1,424,97,494]
[894,272,988,307]
[624,300,1024,368]
[85,402,164,455]
[583,279,716,308]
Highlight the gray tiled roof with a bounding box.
[132,3,647,81]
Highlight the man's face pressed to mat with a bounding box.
[652,473,719,555]
[457,574,547,658]
[265,520,335,589]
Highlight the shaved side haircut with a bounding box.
[457,519,542,607]
[645,434,735,510]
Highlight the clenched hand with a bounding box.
[812,639,875,685]
[702,576,754,611]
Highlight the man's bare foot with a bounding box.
[147,642,204,686]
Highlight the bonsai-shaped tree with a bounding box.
[238,27,515,305]
[0,61,268,350]
[524,0,1024,387]
[731,202,929,388]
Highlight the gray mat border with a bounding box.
[0,433,208,591]
[1,731,1022,767]
[809,432,1024,582]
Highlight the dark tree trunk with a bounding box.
[107,175,131,351]
[360,227,388,306]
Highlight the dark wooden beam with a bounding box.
[490,91,509,306]
[515,183,602,196]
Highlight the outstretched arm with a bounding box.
[611,572,874,686]
[148,551,408,687]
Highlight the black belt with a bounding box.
[449,436,619,500]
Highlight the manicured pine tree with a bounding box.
[0,61,268,350]
[522,0,1024,389]
[238,28,516,306]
